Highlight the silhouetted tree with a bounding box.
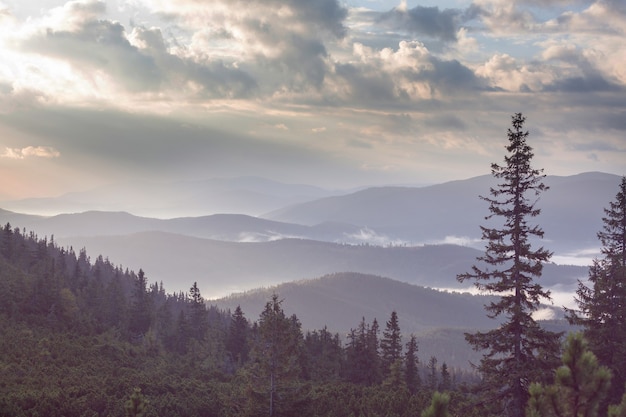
[440,362,452,392]
[405,334,421,393]
[380,310,402,377]
[569,177,626,406]
[427,356,438,392]
[457,113,561,417]
[188,281,208,341]
[128,269,152,337]
[227,305,250,366]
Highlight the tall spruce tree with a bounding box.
[569,176,626,405]
[380,310,402,377]
[227,305,250,366]
[457,112,561,417]
[188,281,208,341]
[128,269,152,337]
[405,334,421,393]
[248,294,304,417]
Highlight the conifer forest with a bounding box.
[1,114,625,416]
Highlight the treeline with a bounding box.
[0,223,478,417]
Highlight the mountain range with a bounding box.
[265,172,620,253]
[0,171,616,300]
[0,177,340,218]
[46,232,585,299]
[0,172,609,368]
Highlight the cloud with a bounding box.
[17,5,258,98]
[377,5,463,42]
[1,145,60,159]
[132,0,348,92]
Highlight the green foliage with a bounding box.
[0,216,591,417]
[125,388,149,417]
[421,392,451,417]
[526,333,612,417]
[303,327,343,382]
[609,389,626,417]
[457,113,562,417]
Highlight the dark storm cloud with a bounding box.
[377,6,463,42]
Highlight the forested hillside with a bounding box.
[0,223,484,416]
[1,208,625,416]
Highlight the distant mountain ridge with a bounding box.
[0,171,613,299]
[0,210,363,243]
[1,172,620,255]
[53,232,587,298]
[0,176,340,218]
[264,172,620,253]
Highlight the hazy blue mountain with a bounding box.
[0,209,363,243]
[210,272,570,369]
[264,172,620,253]
[0,176,339,218]
[54,232,587,299]
[2,172,618,257]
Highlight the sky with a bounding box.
[0,0,624,200]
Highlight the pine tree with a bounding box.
[457,112,561,417]
[248,294,304,417]
[128,269,152,337]
[439,362,452,392]
[569,177,626,406]
[188,281,208,341]
[526,332,612,417]
[303,327,343,382]
[345,317,382,386]
[405,334,421,393]
[367,318,382,385]
[427,356,439,392]
[380,310,403,378]
[227,305,250,366]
